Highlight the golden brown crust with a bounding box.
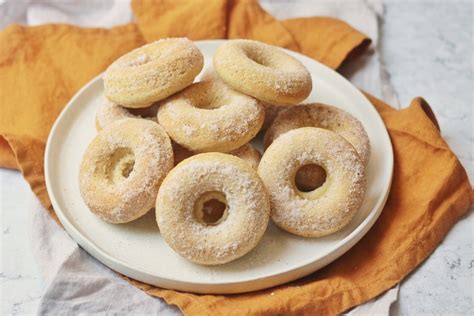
[214,40,312,106]
[104,38,203,108]
[156,153,270,265]
[264,103,371,166]
[157,80,265,152]
[258,127,366,237]
[79,119,173,223]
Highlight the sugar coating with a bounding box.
[214,40,312,106]
[258,127,367,237]
[264,103,371,166]
[157,79,265,152]
[103,38,204,108]
[156,153,270,265]
[79,118,174,223]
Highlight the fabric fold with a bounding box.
[283,17,371,69]
[226,0,299,50]
[120,97,472,315]
[0,23,145,171]
[131,0,228,41]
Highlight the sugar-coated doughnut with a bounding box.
[214,40,312,106]
[157,143,261,222]
[258,127,366,237]
[156,153,270,265]
[95,97,159,130]
[201,61,282,132]
[103,38,203,108]
[264,103,371,166]
[201,67,283,132]
[79,119,173,223]
[157,79,265,152]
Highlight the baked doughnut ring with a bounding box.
[158,144,261,222]
[214,40,312,106]
[157,80,265,152]
[258,127,366,237]
[104,38,203,108]
[95,97,159,130]
[264,103,371,166]
[156,153,270,265]
[201,66,282,132]
[79,118,173,223]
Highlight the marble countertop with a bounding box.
[1,1,472,315]
[381,1,473,314]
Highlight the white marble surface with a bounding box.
[1,1,473,315]
[381,1,473,314]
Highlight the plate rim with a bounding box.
[44,39,394,294]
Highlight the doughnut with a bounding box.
[95,97,159,130]
[79,118,173,223]
[103,38,203,108]
[201,66,282,132]
[157,79,265,152]
[213,39,312,106]
[264,103,371,166]
[156,153,270,265]
[258,127,366,237]
[157,143,261,223]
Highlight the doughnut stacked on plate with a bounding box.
[79,38,370,265]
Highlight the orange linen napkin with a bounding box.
[0,0,471,314]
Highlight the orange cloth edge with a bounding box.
[0,22,145,170]
[123,96,472,315]
[1,133,59,224]
[0,136,18,169]
[283,17,372,70]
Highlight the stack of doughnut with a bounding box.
[79,38,370,265]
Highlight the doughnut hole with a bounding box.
[240,46,276,69]
[293,164,329,200]
[192,92,230,110]
[246,51,271,67]
[240,45,289,70]
[122,52,152,67]
[295,164,327,192]
[194,191,229,225]
[99,148,136,184]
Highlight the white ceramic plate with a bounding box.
[45,40,393,294]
